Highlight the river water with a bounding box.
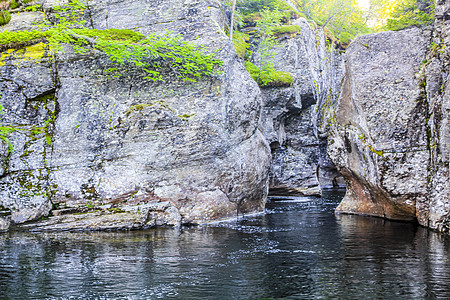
[0,190,449,299]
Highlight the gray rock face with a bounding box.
[258,18,344,196]
[0,0,271,231]
[0,12,44,32]
[327,25,450,231]
[421,0,450,233]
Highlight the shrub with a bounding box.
[9,0,20,10]
[0,0,222,83]
[0,10,11,26]
[232,31,249,58]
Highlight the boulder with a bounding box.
[328,27,434,221]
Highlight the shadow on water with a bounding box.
[0,189,449,299]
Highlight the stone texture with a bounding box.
[328,3,450,233]
[0,12,44,32]
[258,18,344,196]
[0,0,271,231]
[328,27,439,222]
[420,0,450,233]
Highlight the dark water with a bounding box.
[1,190,449,299]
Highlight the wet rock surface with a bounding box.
[421,0,450,232]
[0,0,448,234]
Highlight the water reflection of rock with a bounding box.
[1,195,450,298]
[336,214,450,298]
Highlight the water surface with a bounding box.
[1,190,449,299]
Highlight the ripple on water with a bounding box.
[0,190,449,299]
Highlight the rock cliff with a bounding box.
[0,0,271,231]
[258,18,345,197]
[327,0,449,233]
[1,0,448,234]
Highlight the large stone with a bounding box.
[328,27,433,221]
[0,12,44,32]
[0,0,271,231]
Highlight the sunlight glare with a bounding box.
[357,0,371,10]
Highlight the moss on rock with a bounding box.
[245,61,293,87]
[272,25,301,37]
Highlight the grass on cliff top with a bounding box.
[271,25,301,36]
[245,61,293,87]
[0,27,223,82]
[0,0,222,83]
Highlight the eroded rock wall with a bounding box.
[0,0,271,231]
[328,6,450,233]
[421,0,450,232]
[259,18,345,196]
[328,27,431,221]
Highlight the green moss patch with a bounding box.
[272,25,301,36]
[0,30,49,52]
[242,12,262,23]
[73,28,145,43]
[245,61,293,88]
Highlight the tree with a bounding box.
[292,0,371,45]
[384,0,434,31]
[245,8,294,87]
[230,0,237,40]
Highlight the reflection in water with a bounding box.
[336,214,450,298]
[0,190,449,299]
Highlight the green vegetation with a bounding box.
[229,0,436,89]
[0,10,10,26]
[249,8,294,87]
[229,2,297,87]
[23,4,42,12]
[271,25,302,36]
[9,1,19,10]
[245,61,293,87]
[0,0,222,82]
[1,0,36,12]
[232,31,250,59]
[0,30,48,51]
[292,0,372,45]
[384,0,434,31]
[234,0,434,47]
[0,105,18,154]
